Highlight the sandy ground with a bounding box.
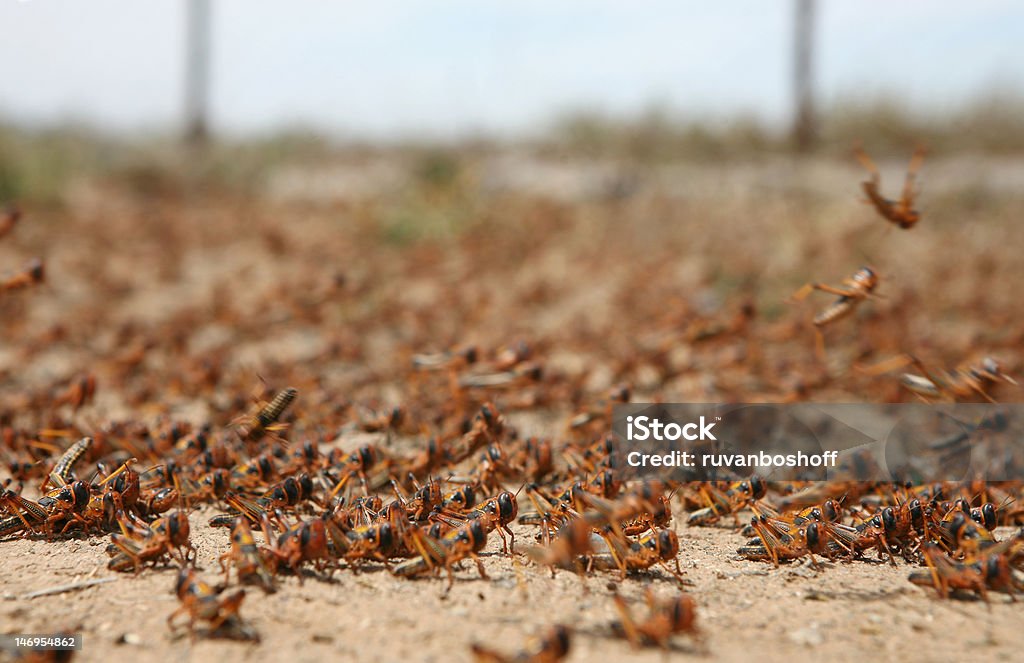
[3,153,1024,662]
[2,506,1021,663]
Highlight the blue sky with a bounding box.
[1,1,1022,139]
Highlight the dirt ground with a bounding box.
[2,504,1022,663]
[2,152,1023,662]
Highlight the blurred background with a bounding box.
[3,0,1024,198]
[2,0,1024,410]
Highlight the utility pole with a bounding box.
[792,0,817,152]
[184,0,212,146]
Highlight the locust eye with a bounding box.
[553,626,570,654]
[175,567,191,593]
[658,530,674,556]
[73,482,91,504]
[499,492,516,520]
[379,524,394,549]
[480,405,494,425]
[806,523,820,548]
[981,503,997,530]
[882,508,896,530]
[671,598,687,625]
[986,555,1002,581]
[947,512,967,538]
